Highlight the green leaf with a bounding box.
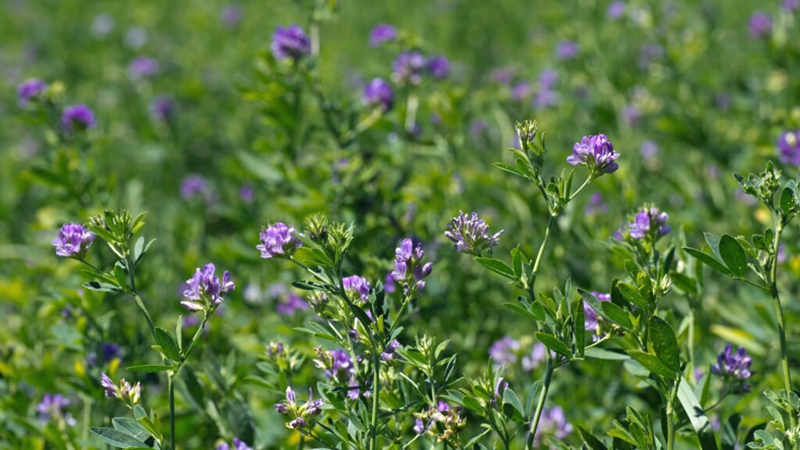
[648,316,681,372]
[719,235,748,278]
[493,162,526,178]
[89,427,149,448]
[535,332,572,358]
[683,247,733,277]
[475,257,517,281]
[584,347,630,361]
[83,281,123,293]
[112,418,152,442]
[154,327,181,362]
[677,379,719,450]
[574,299,585,358]
[616,282,649,309]
[502,302,544,321]
[601,302,633,330]
[127,364,173,373]
[626,351,677,379]
[502,388,526,420]
[578,426,609,450]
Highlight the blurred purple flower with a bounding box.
[220,4,243,28]
[623,104,640,126]
[585,193,608,215]
[716,93,731,111]
[362,78,394,111]
[470,120,488,135]
[62,104,97,130]
[511,81,532,102]
[343,275,371,303]
[276,292,309,316]
[272,24,311,60]
[784,0,799,11]
[489,336,520,366]
[149,95,175,122]
[129,57,159,81]
[538,69,558,89]
[490,67,515,84]
[533,406,573,447]
[522,342,548,372]
[180,175,212,201]
[584,291,611,333]
[778,130,800,166]
[217,438,252,450]
[392,51,427,85]
[125,27,147,49]
[556,40,579,60]
[749,12,772,39]
[640,140,659,159]
[369,24,397,46]
[381,339,402,361]
[427,56,451,79]
[17,79,47,106]
[37,394,76,426]
[239,184,254,203]
[639,44,663,68]
[607,1,626,19]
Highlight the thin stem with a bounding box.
[527,215,556,302]
[81,394,92,443]
[179,310,210,366]
[404,94,418,134]
[168,373,176,450]
[526,359,554,450]
[666,399,675,450]
[131,293,157,342]
[568,175,594,201]
[369,349,381,450]
[341,109,382,146]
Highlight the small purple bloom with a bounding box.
[784,0,799,11]
[181,263,235,311]
[522,342,548,372]
[607,1,626,19]
[556,40,579,60]
[276,292,309,316]
[489,336,520,366]
[511,81,532,102]
[749,12,772,39]
[392,51,427,85]
[491,67,515,84]
[17,79,47,106]
[623,104,640,126]
[626,205,670,240]
[384,272,396,294]
[239,184,254,203]
[272,24,311,60]
[427,56,451,79]
[62,104,97,130]
[362,78,394,111]
[585,193,608,215]
[52,223,95,258]
[381,339,402,361]
[343,275,371,303]
[150,95,176,122]
[445,211,504,256]
[567,134,620,174]
[257,222,303,258]
[538,69,558,89]
[369,24,397,46]
[37,394,76,426]
[220,4,243,28]
[470,120,487,135]
[180,175,212,201]
[712,344,752,380]
[101,373,116,398]
[639,44,664,68]
[778,130,800,166]
[217,437,252,450]
[391,238,433,297]
[533,406,573,447]
[584,292,611,332]
[129,57,159,81]
[640,140,659,159]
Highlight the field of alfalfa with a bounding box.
[2,0,800,449]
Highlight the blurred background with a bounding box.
[2,0,800,448]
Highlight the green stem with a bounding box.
[370,349,381,450]
[526,359,554,450]
[404,93,418,134]
[666,399,675,450]
[527,215,556,302]
[770,225,797,435]
[131,293,156,342]
[341,109,382,146]
[168,373,176,450]
[568,175,594,201]
[179,310,210,366]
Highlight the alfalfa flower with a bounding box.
[274,386,324,430]
[777,130,800,166]
[52,223,95,259]
[362,78,394,111]
[391,238,433,297]
[128,56,159,81]
[712,345,752,380]
[392,51,427,85]
[427,56,451,79]
[17,79,48,106]
[625,205,670,241]
[181,263,235,311]
[216,438,252,450]
[369,24,397,46]
[257,222,303,259]
[567,134,620,175]
[342,275,371,303]
[445,211,504,256]
[100,373,141,407]
[37,394,76,426]
[62,104,97,130]
[272,24,311,61]
[533,406,573,447]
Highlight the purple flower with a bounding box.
[585,193,608,215]
[180,175,212,201]
[392,51,427,85]
[62,104,97,130]
[240,184,254,203]
[749,12,772,39]
[324,349,353,378]
[639,44,664,68]
[276,292,309,316]
[533,406,573,447]
[150,95,176,122]
[489,336,520,366]
[384,272,397,293]
[625,205,670,240]
[784,0,799,11]
[52,223,95,258]
[257,222,303,258]
[381,339,402,361]
[391,238,433,297]
[470,120,488,135]
[427,56,451,79]
[778,131,800,166]
[556,40,579,60]
[538,69,558,89]
[567,134,620,175]
[129,57,159,81]
[220,4,243,28]
[369,24,397,46]
[491,67,515,84]
[362,78,394,111]
[100,373,141,406]
[607,1,626,19]
[712,345,752,380]
[37,394,76,426]
[623,104,640,126]
[511,81,532,102]
[217,438,252,450]
[88,342,122,366]
[445,211,504,256]
[640,140,659,159]
[272,24,311,60]
[343,275,371,303]
[181,263,235,311]
[274,387,324,429]
[17,79,47,106]
[584,292,611,333]
[522,342,548,372]
[534,88,559,109]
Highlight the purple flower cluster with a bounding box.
[567,134,620,175]
[522,342,548,372]
[88,342,122,367]
[626,205,670,240]
[749,12,772,39]
[17,79,47,106]
[777,130,800,166]
[533,406,573,447]
[275,291,309,316]
[62,104,97,130]
[37,394,76,425]
[180,174,212,201]
[52,223,95,258]
[445,211,504,256]
[181,263,235,311]
[381,339,402,361]
[220,4,243,28]
[392,51,427,85]
[556,40,579,60]
[217,438,251,450]
[101,373,141,406]
[584,292,611,335]
[607,1,626,19]
[489,336,520,366]
[584,193,608,215]
[150,95,176,122]
[391,238,433,297]
[274,387,324,429]
[427,56,451,79]
[534,69,559,109]
[272,24,311,61]
[370,24,397,46]
[342,275,371,303]
[712,344,752,380]
[362,78,394,111]
[129,56,159,80]
[257,223,303,259]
